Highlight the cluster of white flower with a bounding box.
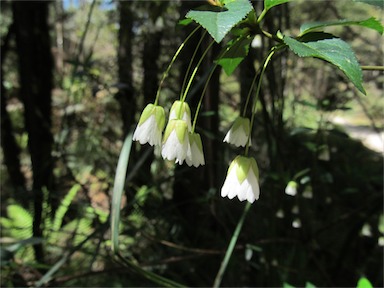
[133,101,261,203]
[133,100,205,168]
[221,117,261,204]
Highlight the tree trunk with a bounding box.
[12,1,54,262]
[0,23,26,197]
[116,1,135,137]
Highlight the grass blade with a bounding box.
[111,132,133,254]
[213,202,252,287]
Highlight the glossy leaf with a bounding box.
[186,0,253,43]
[283,36,365,94]
[216,36,252,75]
[300,17,383,35]
[265,0,292,10]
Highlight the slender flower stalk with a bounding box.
[245,48,275,155]
[180,40,215,102]
[181,30,207,98]
[154,26,200,105]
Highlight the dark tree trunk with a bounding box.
[116,1,135,137]
[202,42,222,190]
[12,1,54,262]
[0,23,26,196]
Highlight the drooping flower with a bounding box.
[284,181,298,196]
[168,100,192,131]
[161,119,189,164]
[133,103,165,146]
[221,155,260,203]
[186,132,205,167]
[223,116,251,147]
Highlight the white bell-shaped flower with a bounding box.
[223,117,251,147]
[221,155,260,203]
[168,100,192,131]
[133,103,165,146]
[285,181,298,196]
[161,119,189,165]
[186,132,205,167]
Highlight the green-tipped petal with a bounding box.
[175,121,188,142]
[138,104,155,125]
[250,157,259,180]
[232,117,250,134]
[154,106,166,131]
[235,156,251,184]
[189,133,203,152]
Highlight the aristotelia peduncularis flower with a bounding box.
[221,155,260,203]
[133,103,165,146]
[186,132,205,167]
[223,116,251,147]
[168,100,192,131]
[161,119,189,165]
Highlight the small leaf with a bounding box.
[186,0,253,43]
[283,36,365,94]
[305,282,317,288]
[216,36,252,75]
[300,17,383,35]
[357,277,373,288]
[265,0,292,10]
[178,18,193,26]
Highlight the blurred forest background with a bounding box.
[0,0,383,287]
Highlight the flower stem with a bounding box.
[242,71,258,117]
[191,39,240,132]
[213,202,252,288]
[181,30,207,99]
[154,26,200,106]
[191,64,217,132]
[244,48,275,156]
[180,40,215,102]
[257,8,267,23]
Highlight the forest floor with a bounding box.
[332,116,384,154]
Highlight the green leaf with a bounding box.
[283,36,365,94]
[216,36,252,75]
[265,0,292,10]
[305,282,317,288]
[357,277,373,288]
[111,132,133,254]
[186,0,253,43]
[300,17,383,35]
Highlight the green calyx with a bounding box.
[163,120,188,143]
[228,155,259,184]
[138,104,166,131]
[232,117,250,134]
[189,132,203,152]
[170,100,191,120]
[287,181,298,189]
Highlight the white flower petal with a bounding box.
[133,115,162,146]
[161,129,188,164]
[223,126,251,147]
[221,156,260,203]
